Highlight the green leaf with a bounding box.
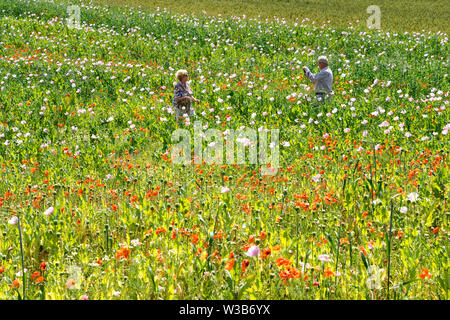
[360,251,369,270]
[224,270,234,292]
[238,277,253,299]
[148,266,156,292]
[326,233,335,252]
[391,278,418,289]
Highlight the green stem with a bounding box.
[387,199,394,300]
[17,214,26,300]
[334,224,341,290]
[295,208,299,268]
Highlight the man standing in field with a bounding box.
[303,56,333,102]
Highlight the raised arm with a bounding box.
[303,67,327,81]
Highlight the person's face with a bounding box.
[182,74,188,83]
[318,62,326,70]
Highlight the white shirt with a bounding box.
[304,66,333,94]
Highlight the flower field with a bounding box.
[0,0,448,300]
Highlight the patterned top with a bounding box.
[173,80,193,113]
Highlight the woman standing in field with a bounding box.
[173,69,199,125]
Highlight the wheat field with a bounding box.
[94,0,450,33]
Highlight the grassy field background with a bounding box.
[0,0,448,300]
[93,0,450,33]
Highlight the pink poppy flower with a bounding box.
[246,245,260,257]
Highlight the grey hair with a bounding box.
[176,69,188,81]
[318,56,329,65]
